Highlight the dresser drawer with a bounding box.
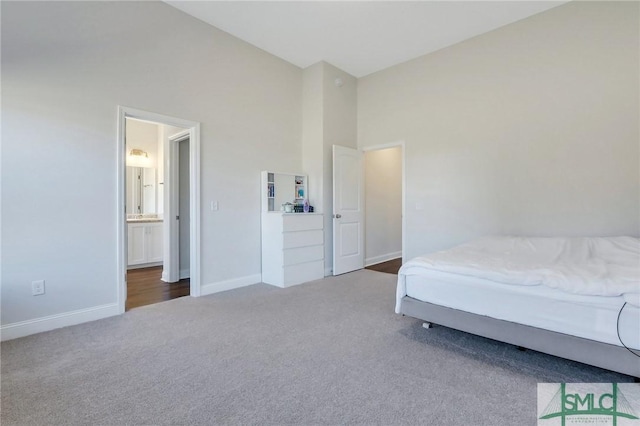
[283,229,323,249]
[283,214,323,232]
[283,260,325,286]
[283,245,324,266]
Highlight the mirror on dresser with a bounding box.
[262,171,307,212]
[126,166,158,215]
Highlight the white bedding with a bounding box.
[400,236,640,299]
[400,270,640,349]
[396,236,640,348]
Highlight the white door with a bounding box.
[332,145,364,275]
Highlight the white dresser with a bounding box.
[261,212,324,287]
[261,170,324,287]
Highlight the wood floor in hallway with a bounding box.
[126,266,190,311]
[365,258,402,275]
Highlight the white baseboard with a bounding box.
[127,262,162,270]
[1,303,120,342]
[365,251,402,267]
[161,270,190,282]
[200,273,262,296]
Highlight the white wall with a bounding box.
[358,1,639,259]
[322,63,358,274]
[1,1,302,330]
[364,147,402,265]
[301,61,357,275]
[301,63,324,215]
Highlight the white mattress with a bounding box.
[399,269,640,350]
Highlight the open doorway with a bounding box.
[331,142,405,276]
[117,107,201,314]
[363,143,404,275]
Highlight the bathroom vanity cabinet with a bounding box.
[127,221,163,267]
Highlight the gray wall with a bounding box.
[301,62,358,274]
[358,1,639,258]
[1,1,302,325]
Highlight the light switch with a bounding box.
[211,201,219,211]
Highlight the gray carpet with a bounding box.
[1,270,633,425]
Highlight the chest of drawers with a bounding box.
[261,213,324,287]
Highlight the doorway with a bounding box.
[331,141,405,276]
[363,144,403,271]
[164,130,191,283]
[117,106,201,314]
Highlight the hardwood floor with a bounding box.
[126,266,190,311]
[365,258,402,275]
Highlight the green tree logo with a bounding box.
[539,383,639,426]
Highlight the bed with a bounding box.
[396,236,640,377]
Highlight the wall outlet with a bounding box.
[32,280,45,296]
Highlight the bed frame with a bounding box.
[399,295,640,378]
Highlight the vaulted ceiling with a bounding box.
[165,1,567,77]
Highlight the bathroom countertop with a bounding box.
[126,218,163,223]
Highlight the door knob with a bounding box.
[334,214,342,219]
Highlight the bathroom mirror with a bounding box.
[126,166,157,215]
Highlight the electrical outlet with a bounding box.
[32,280,45,296]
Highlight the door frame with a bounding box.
[361,140,406,264]
[117,106,201,314]
[164,130,190,283]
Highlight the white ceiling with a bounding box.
[165,1,567,78]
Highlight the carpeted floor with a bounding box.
[1,270,633,425]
